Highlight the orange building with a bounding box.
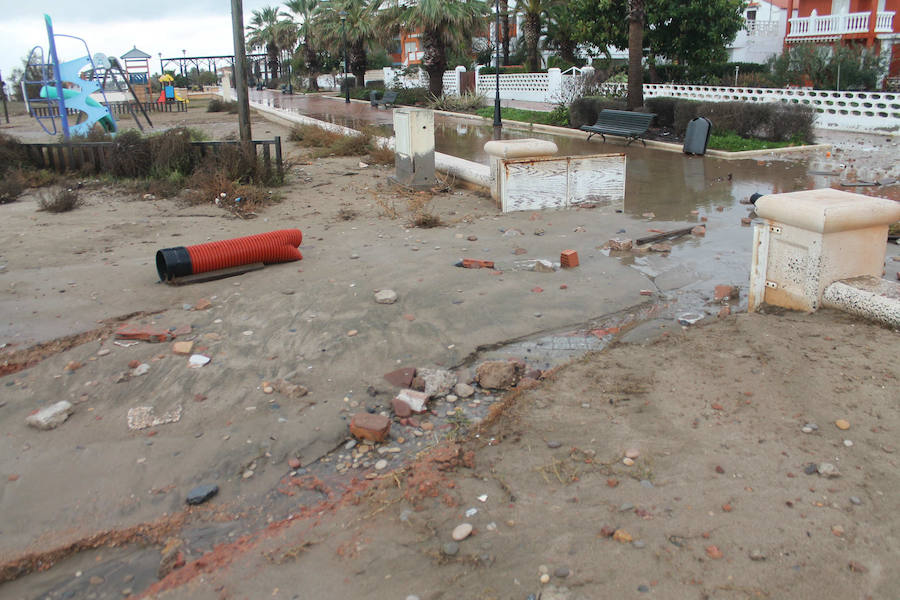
[784,0,899,76]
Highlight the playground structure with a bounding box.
[22,14,152,140]
[156,74,189,104]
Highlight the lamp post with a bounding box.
[493,0,502,139]
[340,10,350,103]
[158,52,163,76]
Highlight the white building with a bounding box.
[728,0,791,64]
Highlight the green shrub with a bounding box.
[365,80,385,90]
[644,97,678,127]
[647,62,769,84]
[0,133,27,174]
[207,98,238,113]
[673,100,701,134]
[429,91,486,112]
[568,96,628,129]
[478,65,532,75]
[708,130,802,152]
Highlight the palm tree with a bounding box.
[545,3,578,65]
[284,0,323,91]
[387,0,489,97]
[500,0,510,65]
[318,0,386,87]
[275,19,299,85]
[519,0,546,72]
[247,6,286,82]
[627,0,644,109]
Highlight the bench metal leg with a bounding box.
[586,132,595,142]
[600,134,606,143]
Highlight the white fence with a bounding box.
[598,82,900,133]
[475,68,565,103]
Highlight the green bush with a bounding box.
[647,62,769,84]
[769,43,884,90]
[429,92,486,113]
[478,65,533,75]
[207,98,238,113]
[568,96,628,129]
[644,97,679,128]
[365,80,385,90]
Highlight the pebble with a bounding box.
[547,440,562,449]
[619,502,634,512]
[97,349,110,356]
[835,419,850,430]
[640,479,653,488]
[749,549,766,561]
[186,484,218,505]
[452,523,473,541]
[850,496,862,505]
[242,470,254,479]
[632,540,646,549]
[818,462,840,477]
[133,363,150,376]
[538,565,549,575]
[406,596,420,600]
[263,386,274,394]
[540,574,550,584]
[801,426,814,434]
[288,458,301,469]
[637,585,649,593]
[554,567,570,578]
[803,463,819,475]
[442,542,459,556]
[843,439,853,447]
[347,330,358,337]
[375,459,388,470]
[374,289,398,304]
[625,448,640,459]
[622,457,635,466]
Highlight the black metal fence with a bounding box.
[21,137,283,182]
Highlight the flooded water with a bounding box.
[250,91,872,323]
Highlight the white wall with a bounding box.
[728,0,788,64]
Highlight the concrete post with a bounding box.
[547,67,562,103]
[392,108,436,189]
[383,67,394,89]
[748,188,900,313]
[483,138,559,205]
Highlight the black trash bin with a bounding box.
[683,117,712,155]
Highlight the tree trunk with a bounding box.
[500,0,510,65]
[267,42,280,82]
[350,40,366,87]
[305,43,319,91]
[627,0,644,110]
[647,53,659,84]
[421,30,446,97]
[560,39,577,65]
[524,12,541,72]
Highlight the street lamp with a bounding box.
[493,0,502,138]
[158,52,163,76]
[181,49,186,78]
[340,10,350,103]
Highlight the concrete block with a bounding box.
[26,401,74,430]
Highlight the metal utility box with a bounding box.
[392,108,435,189]
[683,117,712,155]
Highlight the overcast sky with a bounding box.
[1,1,279,87]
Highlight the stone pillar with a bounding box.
[546,67,562,103]
[483,138,559,205]
[748,188,900,312]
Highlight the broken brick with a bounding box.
[115,324,172,343]
[714,285,739,302]
[383,367,416,388]
[461,259,494,269]
[560,249,579,268]
[349,413,391,443]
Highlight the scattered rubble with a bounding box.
[25,401,74,430]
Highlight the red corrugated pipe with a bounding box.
[156,229,302,281]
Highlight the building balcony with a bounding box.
[744,20,781,36]
[787,10,895,40]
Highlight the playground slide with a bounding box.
[40,86,115,133]
[157,88,189,103]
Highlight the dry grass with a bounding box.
[0,169,27,203]
[368,142,395,165]
[289,124,388,160]
[37,186,81,213]
[406,193,443,228]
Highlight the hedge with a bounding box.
[569,96,628,129]
[643,97,815,143]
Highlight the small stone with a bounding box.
[540,574,550,584]
[622,457,635,466]
[375,289,398,304]
[706,545,723,559]
[715,465,725,474]
[349,413,391,443]
[90,576,104,585]
[345,439,357,450]
[452,523,473,541]
[625,448,640,459]
[133,363,151,376]
[172,341,193,355]
[554,567,570,578]
[476,360,520,390]
[454,383,475,398]
[375,459,388,470]
[637,585,649,593]
[832,524,845,537]
[843,439,853,447]
[442,542,459,556]
[848,560,868,573]
[691,225,706,237]
[801,426,814,434]
[818,462,840,477]
[242,470,254,479]
[749,549,766,561]
[97,348,111,356]
[619,502,634,512]
[608,238,633,251]
[121,588,133,596]
[835,419,850,430]
[288,458,301,469]
[632,540,646,549]
[467,235,478,241]
[347,330,358,337]
[722,503,733,512]
[186,484,218,505]
[613,529,633,543]
[547,441,562,449]
[850,496,862,505]
[263,386,274,394]
[445,394,458,403]
[26,401,74,430]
